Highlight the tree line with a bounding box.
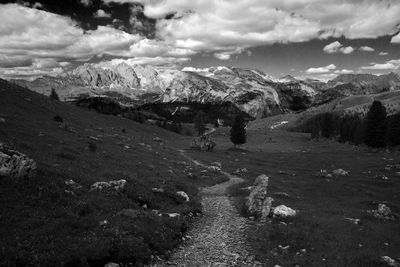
[295,100,400,148]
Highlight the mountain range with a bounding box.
[11,62,400,122]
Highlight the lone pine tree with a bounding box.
[364,100,387,148]
[230,114,246,146]
[49,88,59,101]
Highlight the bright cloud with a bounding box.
[94,9,111,18]
[80,0,92,6]
[361,59,400,70]
[379,52,389,56]
[359,46,375,52]
[306,64,336,74]
[391,32,400,43]
[323,41,354,54]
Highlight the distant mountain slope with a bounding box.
[13,63,318,119]
[327,72,400,94]
[11,63,400,121]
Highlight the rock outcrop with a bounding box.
[246,174,273,222]
[190,136,216,151]
[0,143,37,179]
[90,179,127,192]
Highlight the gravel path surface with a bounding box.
[151,150,263,267]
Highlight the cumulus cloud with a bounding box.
[80,0,92,6]
[94,9,111,18]
[323,41,354,54]
[106,56,190,66]
[379,52,389,56]
[306,64,336,74]
[127,0,400,57]
[334,69,353,74]
[359,46,375,52]
[361,59,400,70]
[392,32,400,43]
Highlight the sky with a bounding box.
[0,0,400,81]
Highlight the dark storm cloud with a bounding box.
[0,0,156,37]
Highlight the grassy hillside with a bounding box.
[0,80,226,266]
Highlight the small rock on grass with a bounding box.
[90,179,127,192]
[176,191,190,202]
[273,205,296,218]
[381,256,399,267]
[104,262,120,267]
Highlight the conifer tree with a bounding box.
[230,114,246,146]
[364,100,387,148]
[386,112,400,147]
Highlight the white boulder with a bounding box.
[333,168,349,176]
[273,205,297,218]
[176,191,190,202]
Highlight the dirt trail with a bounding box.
[151,150,262,267]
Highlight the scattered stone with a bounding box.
[167,213,180,218]
[367,204,396,220]
[176,191,190,202]
[316,169,330,177]
[344,217,360,225]
[333,168,349,176]
[88,136,99,141]
[246,174,273,222]
[234,168,248,174]
[152,188,165,193]
[0,118,5,123]
[65,179,82,190]
[153,137,163,143]
[104,262,120,267]
[273,205,297,218]
[99,220,108,227]
[278,244,290,250]
[90,179,127,192]
[375,174,389,180]
[207,165,221,172]
[0,143,37,179]
[381,256,399,267]
[211,162,222,168]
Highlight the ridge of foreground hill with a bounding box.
[0,79,227,266]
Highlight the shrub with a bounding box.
[53,115,63,123]
[87,141,97,152]
[230,114,246,146]
[364,100,387,148]
[194,111,206,136]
